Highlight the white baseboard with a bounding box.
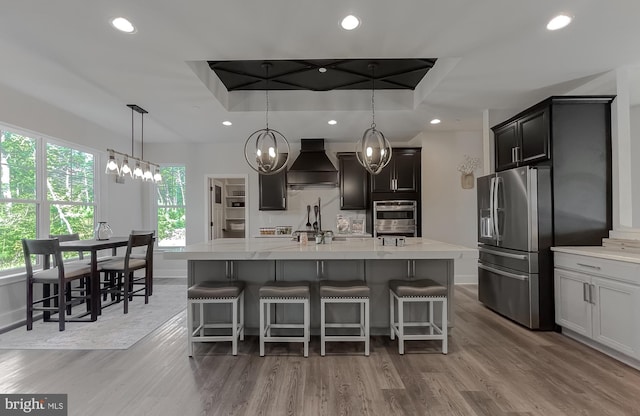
[0,307,27,333]
[454,274,477,284]
[154,268,187,278]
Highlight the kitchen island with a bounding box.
[165,237,477,334]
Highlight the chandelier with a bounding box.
[355,63,392,175]
[105,104,162,183]
[243,62,290,175]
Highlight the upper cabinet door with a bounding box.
[494,123,519,171]
[393,149,420,192]
[338,153,368,210]
[519,108,550,165]
[371,148,421,192]
[259,170,287,210]
[371,162,394,192]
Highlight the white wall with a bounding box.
[420,130,483,283]
[631,104,640,227]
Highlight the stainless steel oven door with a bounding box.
[374,219,416,234]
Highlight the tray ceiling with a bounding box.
[207,59,437,91]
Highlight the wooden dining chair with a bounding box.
[130,230,155,295]
[22,238,93,331]
[49,232,89,310]
[98,233,154,313]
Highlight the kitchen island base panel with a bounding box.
[187,258,453,335]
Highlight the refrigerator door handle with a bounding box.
[478,263,529,281]
[492,178,501,239]
[489,176,498,241]
[478,246,528,260]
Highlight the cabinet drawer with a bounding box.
[554,252,640,285]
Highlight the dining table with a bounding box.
[58,236,130,321]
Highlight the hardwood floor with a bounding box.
[2,284,640,415]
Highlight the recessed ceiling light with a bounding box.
[430,119,441,125]
[341,15,360,30]
[111,17,136,33]
[546,14,572,31]
[328,120,337,125]
[318,67,327,73]
[222,121,232,126]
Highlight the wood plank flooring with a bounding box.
[2,283,640,415]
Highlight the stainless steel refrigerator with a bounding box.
[477,165,555,329]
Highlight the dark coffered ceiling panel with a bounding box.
[207,59,437,91]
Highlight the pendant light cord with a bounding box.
[265,65,270,130]
[371,65,376,129]
[141,112,144,160]
[130,106,135,156]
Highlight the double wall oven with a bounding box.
[373,200,417,237]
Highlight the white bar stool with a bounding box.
[320,280,370,356]
[389,279,448,355]
[259,281,310,357]
[187,280,245,357]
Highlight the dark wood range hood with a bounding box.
[287,139,338,187]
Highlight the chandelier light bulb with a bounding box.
[143,163,153,181]
[120,156,132,177]
[133,161,143,178]
[105,151,119,174]
[153,167,162,182]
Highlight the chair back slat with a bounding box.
[49,233,84,262]
[22,239,65,278]
[131,229,156,237]
[124,232,154,264]
[49,233,80,242]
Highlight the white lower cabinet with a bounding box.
[554,252,640,360]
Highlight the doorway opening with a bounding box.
[206,174,248,240]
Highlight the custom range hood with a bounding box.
[287,139,338,187]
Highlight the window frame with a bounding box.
[0,122,99,276]
[154,164,186,248]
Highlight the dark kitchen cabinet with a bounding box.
[259,170,287,210]
[338,153,368,210]
[494,107,550,171]
[371,148,421,193]
[493,95,615,245]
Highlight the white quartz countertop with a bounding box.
[551,246,640,264]
[164,237,477,261]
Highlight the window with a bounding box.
[0,131,37,270]
[156,166,186,247]
[0,125,96,273]
[47,143,95,238]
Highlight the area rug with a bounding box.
[0,284,186,350]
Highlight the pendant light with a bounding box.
[244,62,290,175]
[106,104,162,183]
[105,149,119,175]
[356,63,392,175]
